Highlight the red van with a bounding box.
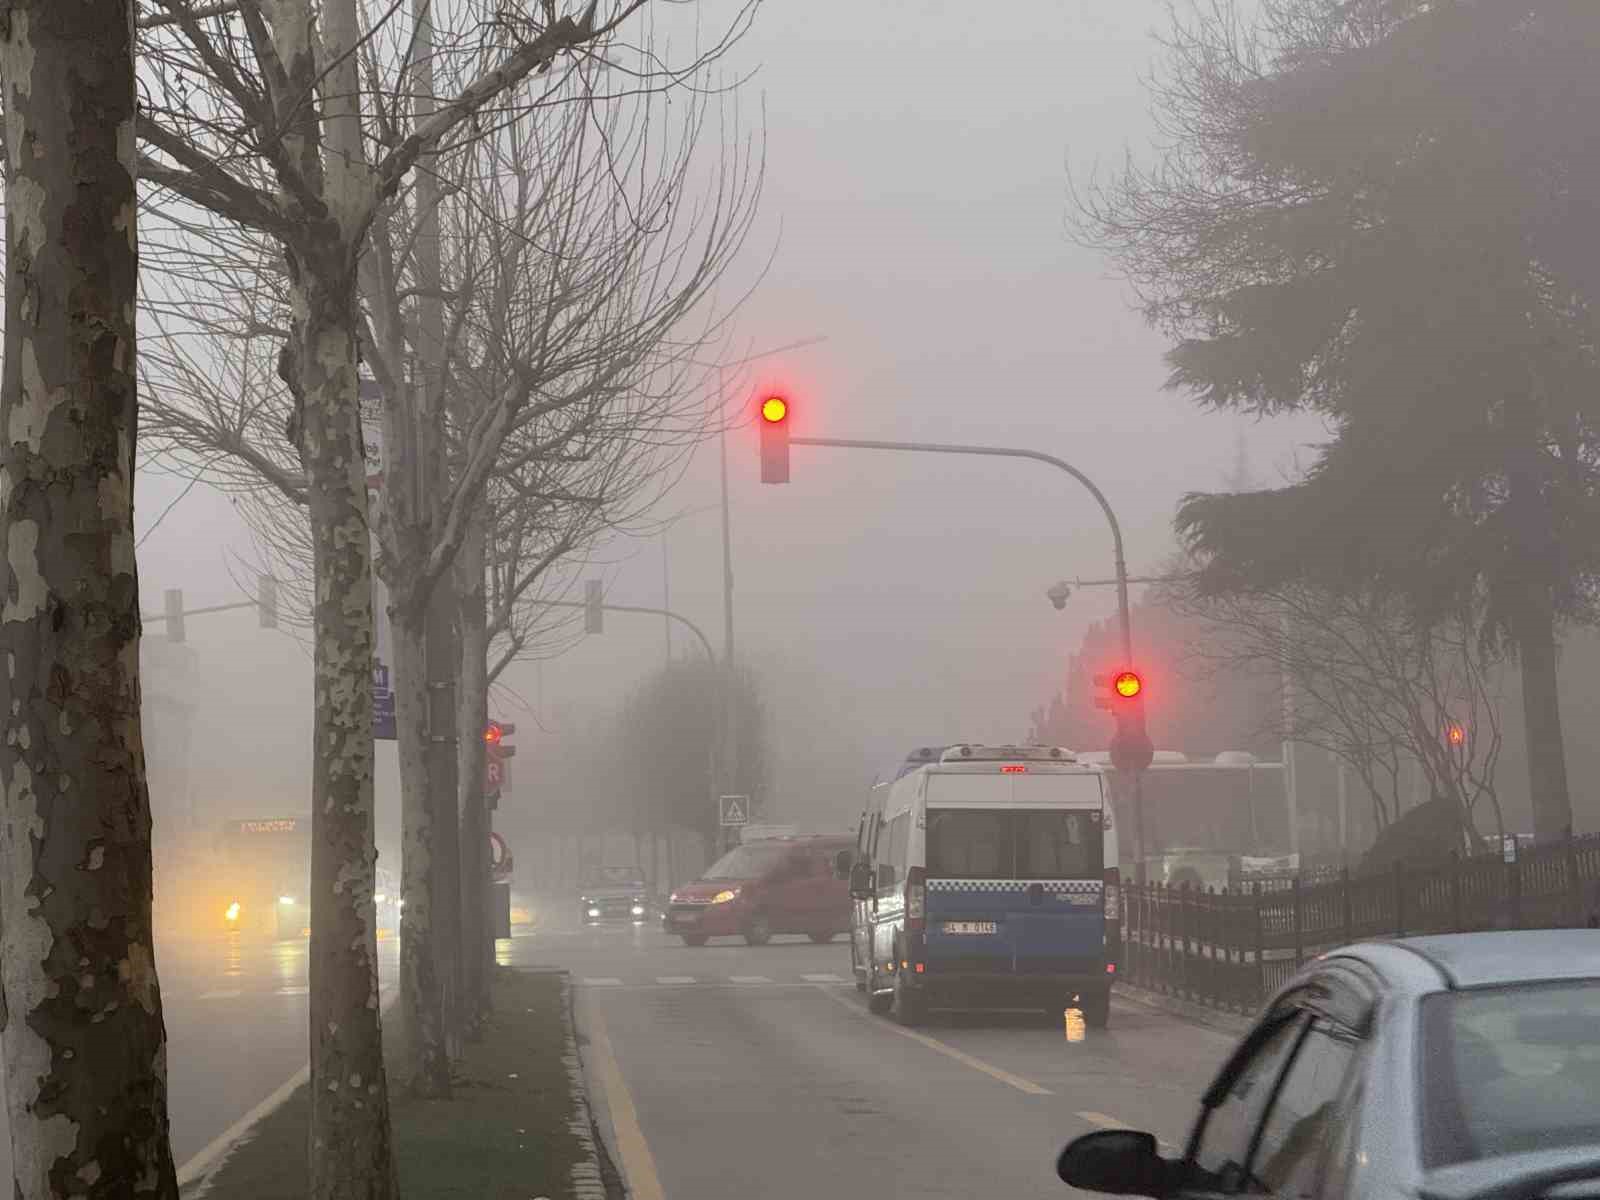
[665,835,854,946]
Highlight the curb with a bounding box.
[550,969,612,1200]
[1116,983,1258,1037]
[175,988,397,1200]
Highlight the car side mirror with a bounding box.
[833,848,855,880]
[848,861,874,898]
[1056,1130,1171,1198]
[876,863,897,891]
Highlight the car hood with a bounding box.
[580,885,647,900]
[672,879,750,901]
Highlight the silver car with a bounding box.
[1059,930,1600,1199]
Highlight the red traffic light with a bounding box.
[1112,670,1143,700]
[760,395,788,423]
[484,722,503,746]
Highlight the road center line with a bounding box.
[586,1003,666,1200]
[818,987,1052,1096]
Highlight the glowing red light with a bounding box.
[1000,764,1027,774]
[760,395,788,423]
[484,722,504,746]
[1113,671,1142,700]
[1446,724,1465,746]
[1106,963,1116,974]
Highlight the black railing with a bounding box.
[1123,831,1600,1015]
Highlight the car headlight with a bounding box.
[279,896,295,906]
[587,907,601,918]
[711,889,739,905]
[669,891,679,903]
[374,893,387,904]
[224,901,241,922]
[631,904,646,916]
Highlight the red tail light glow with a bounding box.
[1000,764,1027,774]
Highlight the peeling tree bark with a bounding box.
[279,260,399,1198]
[0,3,180,1196]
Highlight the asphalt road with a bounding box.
[507,919,1243,1200]
[0,927,400,1185]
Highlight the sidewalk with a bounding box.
[184,968,603,1199]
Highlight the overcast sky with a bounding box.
[136,0,1323,843]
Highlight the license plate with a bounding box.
[943,921,997,935]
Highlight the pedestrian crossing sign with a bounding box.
[719,795,750,826]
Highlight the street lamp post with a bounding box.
[785,435,1152,880]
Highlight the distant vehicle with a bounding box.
[374,864,400,932]
[1058,930,1600,1200]
[579,866,651,926]
[664,835,853,946]
[850,744,1118,1027]
[214,817,311,939]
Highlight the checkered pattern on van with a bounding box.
[925,879,1102,894]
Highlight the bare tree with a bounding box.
[0,4,180,1197]
[134,0,753,1190]
[1171,580,1506,842]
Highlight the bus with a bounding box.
[215,817,311,939]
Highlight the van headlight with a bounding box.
[587,907,601,918]
[631,903,646,916]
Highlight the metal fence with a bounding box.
[1122,831,1600,1014]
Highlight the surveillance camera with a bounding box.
[1046,581,1071,611]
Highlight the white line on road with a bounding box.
[728,975,772,984]
[801,973,845,983]
[654,976,695,985]
[275,986,310,996]
[176,1064,310,1190]
[818,987,1052,1096]
[197,989,243,1001]
[584,977,624,986]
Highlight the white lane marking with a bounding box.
[1078,1111,1180,1154]
[275,985,310,996]
[818,987,1051,1096]
[584,977,624,986]
[729,975,772,984]
[654,976,695,985]
[198,989,243,1001]
[801,973,845,983]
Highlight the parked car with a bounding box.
[664,835,853,946]
[1057,929,1600,1200]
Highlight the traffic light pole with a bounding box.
[788,435,1151,880]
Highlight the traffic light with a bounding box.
[165,588,185,644]
[1445,723,1466,749]
[759,394,789,484]
[584,579,603,634]
[485,721,517,759]
[1094,669,1154,773]
[1093,670,1144,709]
[484,721,517,811]
[258,574,278,630]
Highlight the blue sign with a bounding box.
[373,661,396,741]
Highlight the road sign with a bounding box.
[719,794,750,826]
[485,758,505,793]
[373,661,396,741]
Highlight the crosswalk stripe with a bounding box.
[198,989,243,1001]
[729,975,772,984]
[584,977,624,986]
[801,973,846,983]
[655,976,695,985]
